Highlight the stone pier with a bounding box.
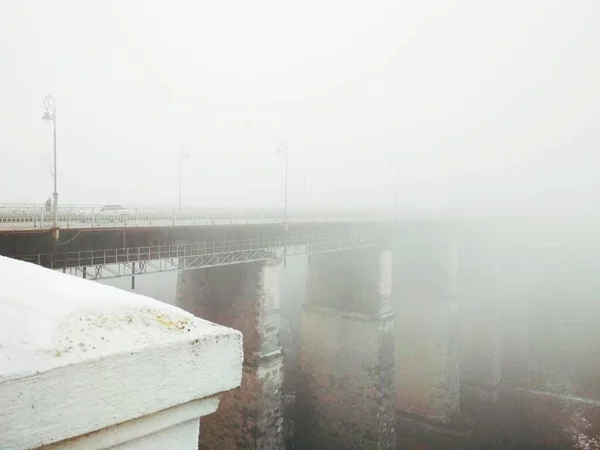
[177,259,284,450]
[458,240,502,408]
[393,241,461,426]
[297,247,396,449]
[498,242,530,390]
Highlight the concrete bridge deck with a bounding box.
[0,209,468,263]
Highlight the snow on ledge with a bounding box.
[0,256,243,449]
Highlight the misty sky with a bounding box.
[0,1,598,213]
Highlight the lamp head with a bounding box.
[276,138,287,154]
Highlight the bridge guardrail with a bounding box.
[0,204,394,230]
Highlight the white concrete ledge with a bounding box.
[0,256,243,449]
[43,396,220,450]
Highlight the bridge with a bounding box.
[0,203,591,448]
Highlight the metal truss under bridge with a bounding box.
[0,204,395,231]
[15,233,418,281]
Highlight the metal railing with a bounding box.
[0,204,394,230]
[15,233,394,280]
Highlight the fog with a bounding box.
[1,1,599,214]
[3,2,600,448]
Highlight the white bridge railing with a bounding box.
[0,204,394,230]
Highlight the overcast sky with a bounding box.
[0,1,598,213]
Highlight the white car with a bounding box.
[99,205,133,221]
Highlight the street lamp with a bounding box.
[42,95,59,239]
[276,138,288,226]
[276,138,288,267]
[389,164,400,219]
[303,168,308,215]
[178,150,190,210]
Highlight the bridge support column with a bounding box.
[176,259,284,450]
[458,240,503,408]
[495,241,533,392]
[393,241,461,427]
[297,247,396,449]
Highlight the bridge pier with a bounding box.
[393,241,461,428]
[498,241,531,390]
[297,247,396,449]
[458,240,503,408]
[176,259,284,450]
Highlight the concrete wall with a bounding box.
[177,259,284,450]
[297,247,396,449]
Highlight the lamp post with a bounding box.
[276,138,288,267]
[395,167,400,219]
[276,138,288,226]
[389,164,400,219]
[303,168,308,215]
[178,150,189,210]
[42,95,58,238]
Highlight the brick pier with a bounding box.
[458,240,502,408]
[177,259,284,449]
[393,241,460,425]
[297,247,396,449]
